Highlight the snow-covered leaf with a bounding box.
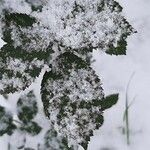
[0,44,46,94]
[20,121,42,136]
[31,0,134,55]
[41,52,104,149]
[17,91,38,123]
[0,105,16,136]
[0,0,134,94]
[42,128,74,150]
[0,11,53,94]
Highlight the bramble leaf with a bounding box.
[43,128,74,150]
[101,94,119,111]
[17,91,38,123]
[0,106,16,136]
[0,12,53,94]
[20,121,42,136]
[41,52,104,149]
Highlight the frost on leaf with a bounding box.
[0,11,53,94]
[8,91,42,149]
[17,91,42,136]
[0,0,134,94]
[42,128,74,150]
[17,91,38,123]
[20,121,42,136]
[41,52,104,149]
[33,0,135,55]
[0,105,16,136]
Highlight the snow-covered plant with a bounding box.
[0,105,16,136]
[0,0,134,149]
[0,91,42,149]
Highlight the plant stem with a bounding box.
[7,142,10,150]
[124,72,135,145]
[125,100,130,145]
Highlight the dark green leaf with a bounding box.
[101,94,119,111]
[106,34,127,55]
[4,12,36,27]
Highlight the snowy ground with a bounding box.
[89,0,150,150]
[0,0,150,149]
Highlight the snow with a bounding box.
[41,64,104,148]
[44,68,103,102]
[88,0,150,149]
[0,0,134,93]
[0,38,6,48]
[3,0,31,14]
[0,70,51,149]
[0,0,150,149]
[33,0,133,51]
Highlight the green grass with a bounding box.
[123,72,135,145]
